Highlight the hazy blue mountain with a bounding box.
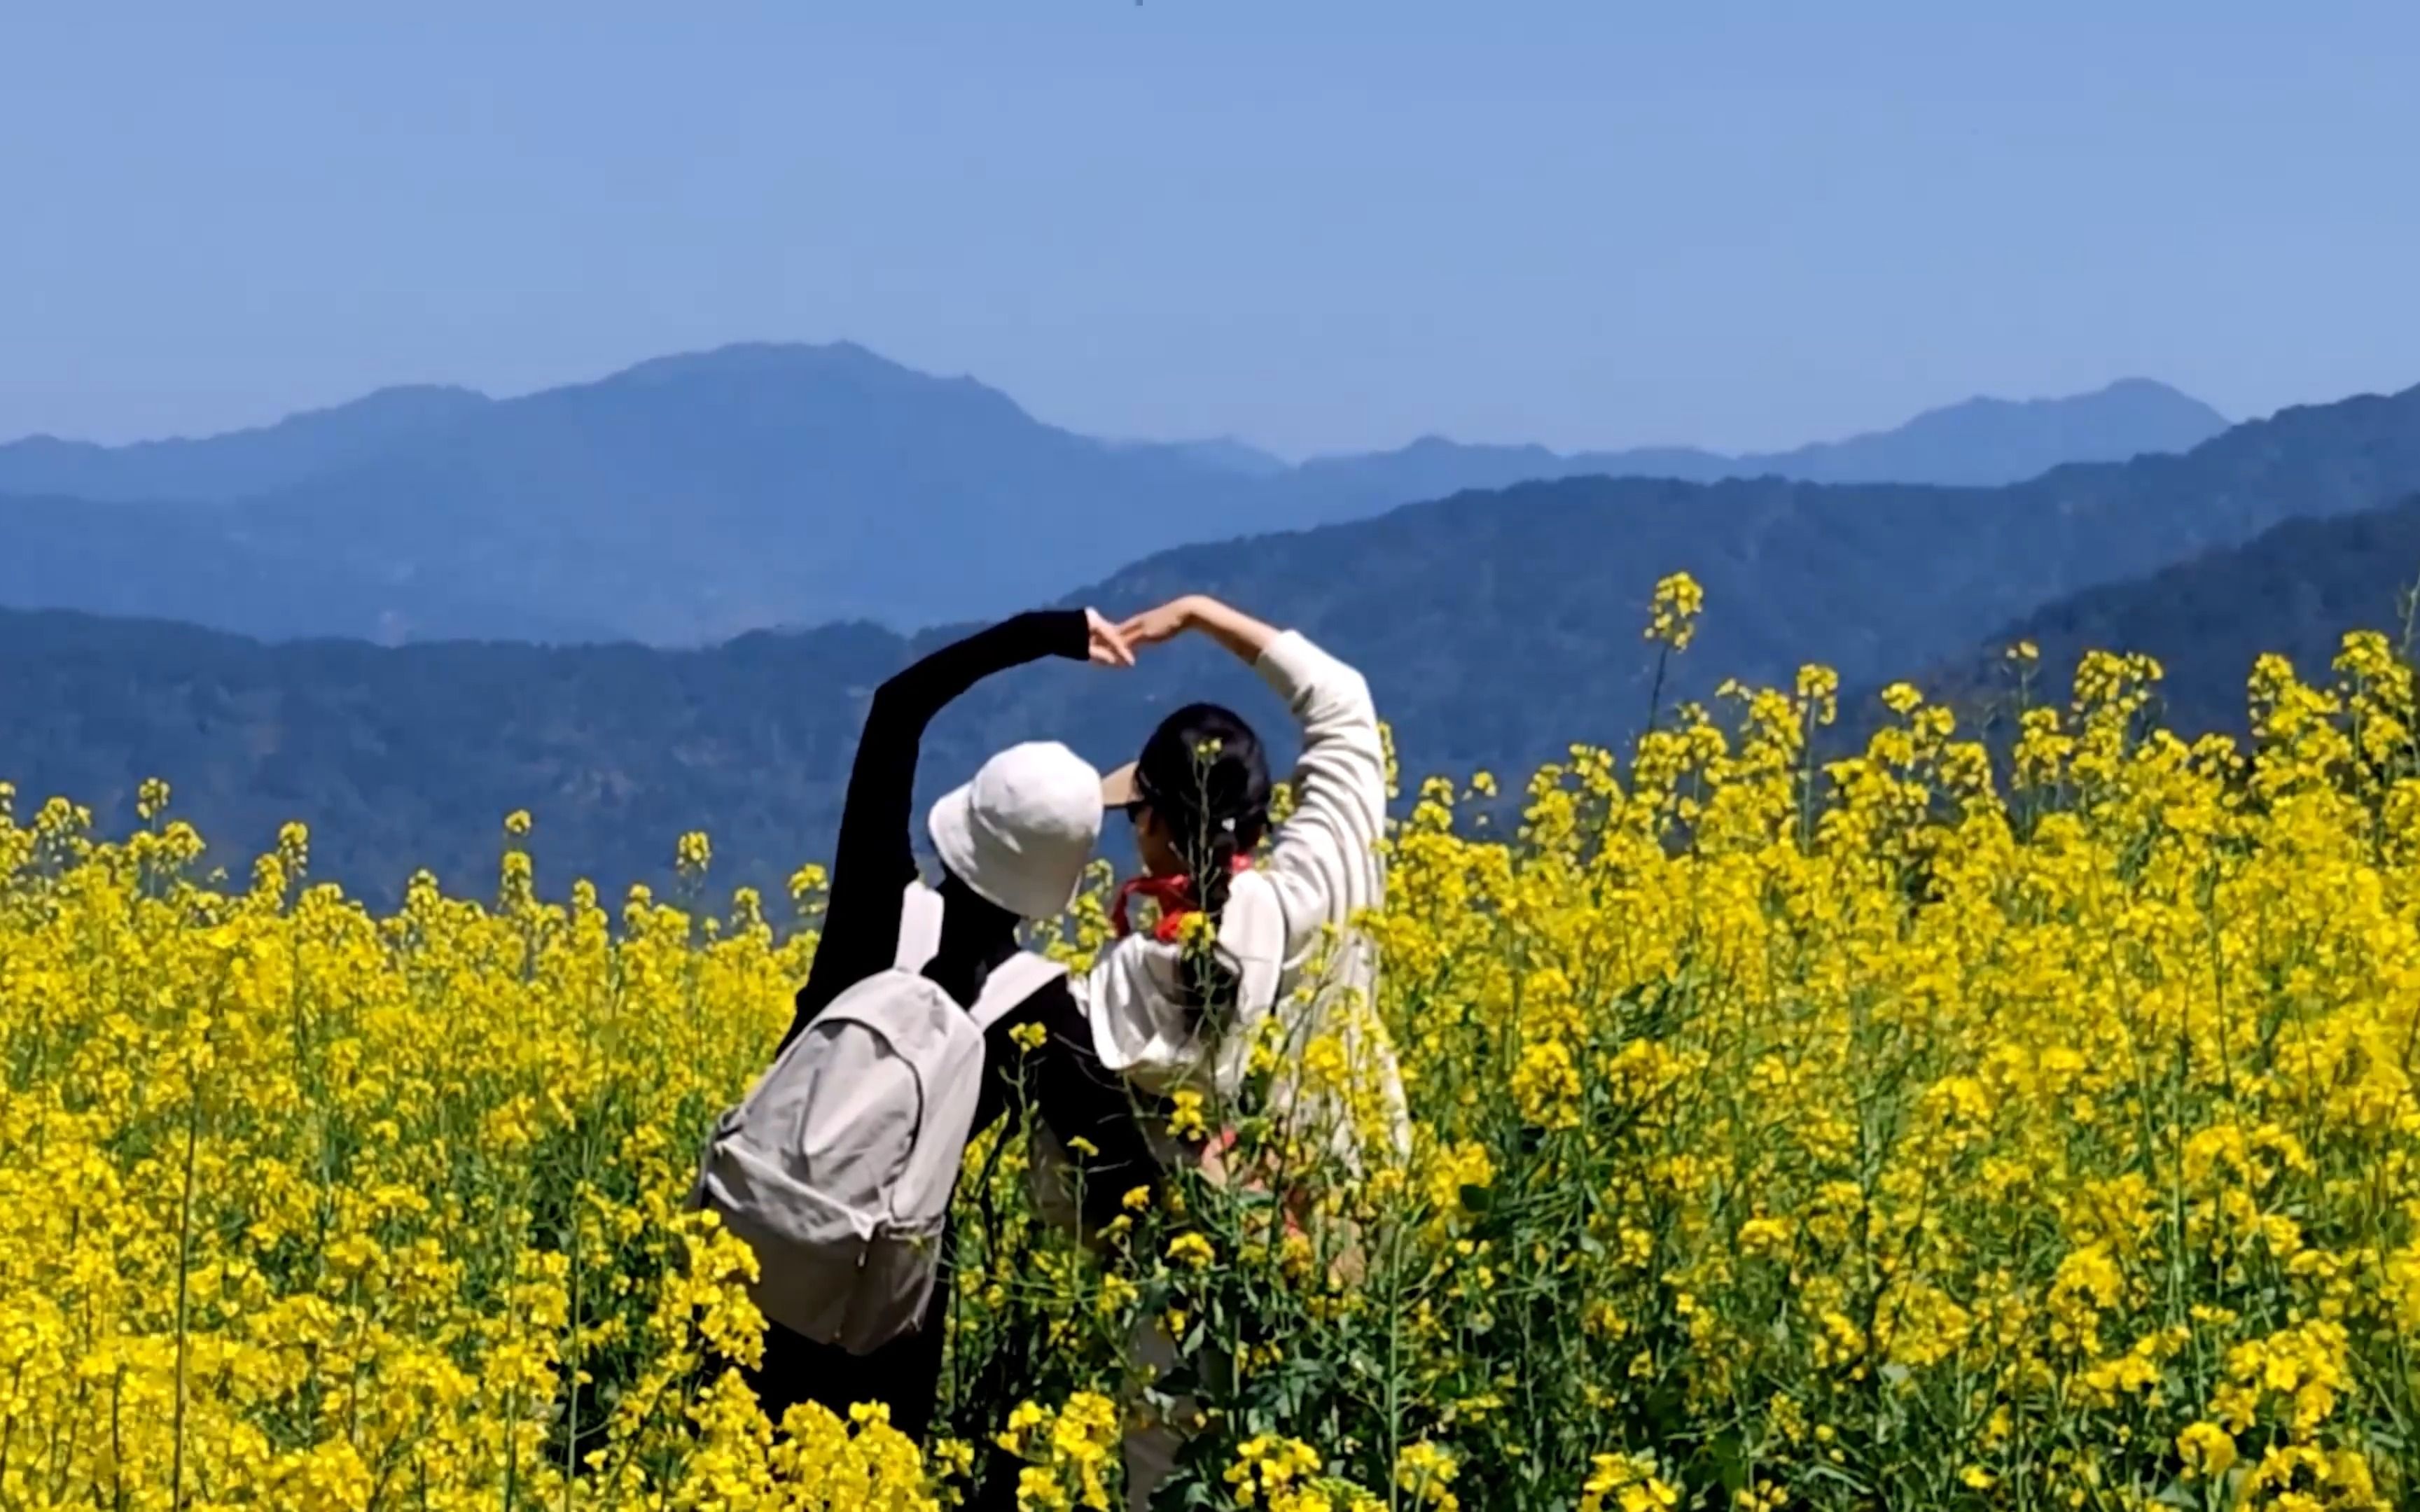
[1104,435,1292,478]
[0,606,915,903]
[1,379,2408,905]
[1061,381,2412,788]
[0,490,611,643]
[1764,377,2227,486]
[108,344,1272,643]
[1265,379,2230,526]
[1256,437,1727,528]
[0,385,492,503]
[0,345,2234,644]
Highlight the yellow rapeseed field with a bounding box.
[9,578,2420,1510]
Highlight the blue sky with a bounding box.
[3,4,2414,458]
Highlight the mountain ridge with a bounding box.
[0,384,494,503]
[1260,377,2229,526]
[0,344,2232,643]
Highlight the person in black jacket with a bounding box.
[741,606,1164,1460]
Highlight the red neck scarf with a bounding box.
[1110,855,1253,942]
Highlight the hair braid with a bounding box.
[1133,701,1272,1030]
[1177,823,1244,1028]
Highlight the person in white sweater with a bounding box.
[1084,593,1412,1177]
[1069,594,1412,1511]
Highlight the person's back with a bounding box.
[1066,594,1409,1512]
[1085,596,1410,1170]
[723,607,1139,1443]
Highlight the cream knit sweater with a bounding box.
[1081,629,1412,1170]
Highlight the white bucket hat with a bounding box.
[927,741,1105,920]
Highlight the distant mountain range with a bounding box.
[2,374,2407,906]
[1062,379,2418,787]
[1101,434,1291,479]
[0,343,2227,643]
[1249,377,2230,529]
[0,385,494,503]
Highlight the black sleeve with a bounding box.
[781,610,1091,1049]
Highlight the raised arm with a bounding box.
[1250,624,1386,933]
[781,608,1126,1046]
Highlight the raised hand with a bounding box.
[1118,595,1277,664]
[1114,596,1200,652]
[1085,608,1137,668]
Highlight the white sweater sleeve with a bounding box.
[1252,629,1387,955]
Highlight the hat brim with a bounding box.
[1099,762,1141,809]
[927,782,984,894]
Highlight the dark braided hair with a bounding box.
[1132,702,1270,1024]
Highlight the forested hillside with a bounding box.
[1923,492,2420,741]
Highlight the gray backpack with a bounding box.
[695,953,1066,1354]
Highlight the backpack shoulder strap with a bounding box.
[819,965,950,1021]
[895,878,944,972]
[968,952,1069,1032]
